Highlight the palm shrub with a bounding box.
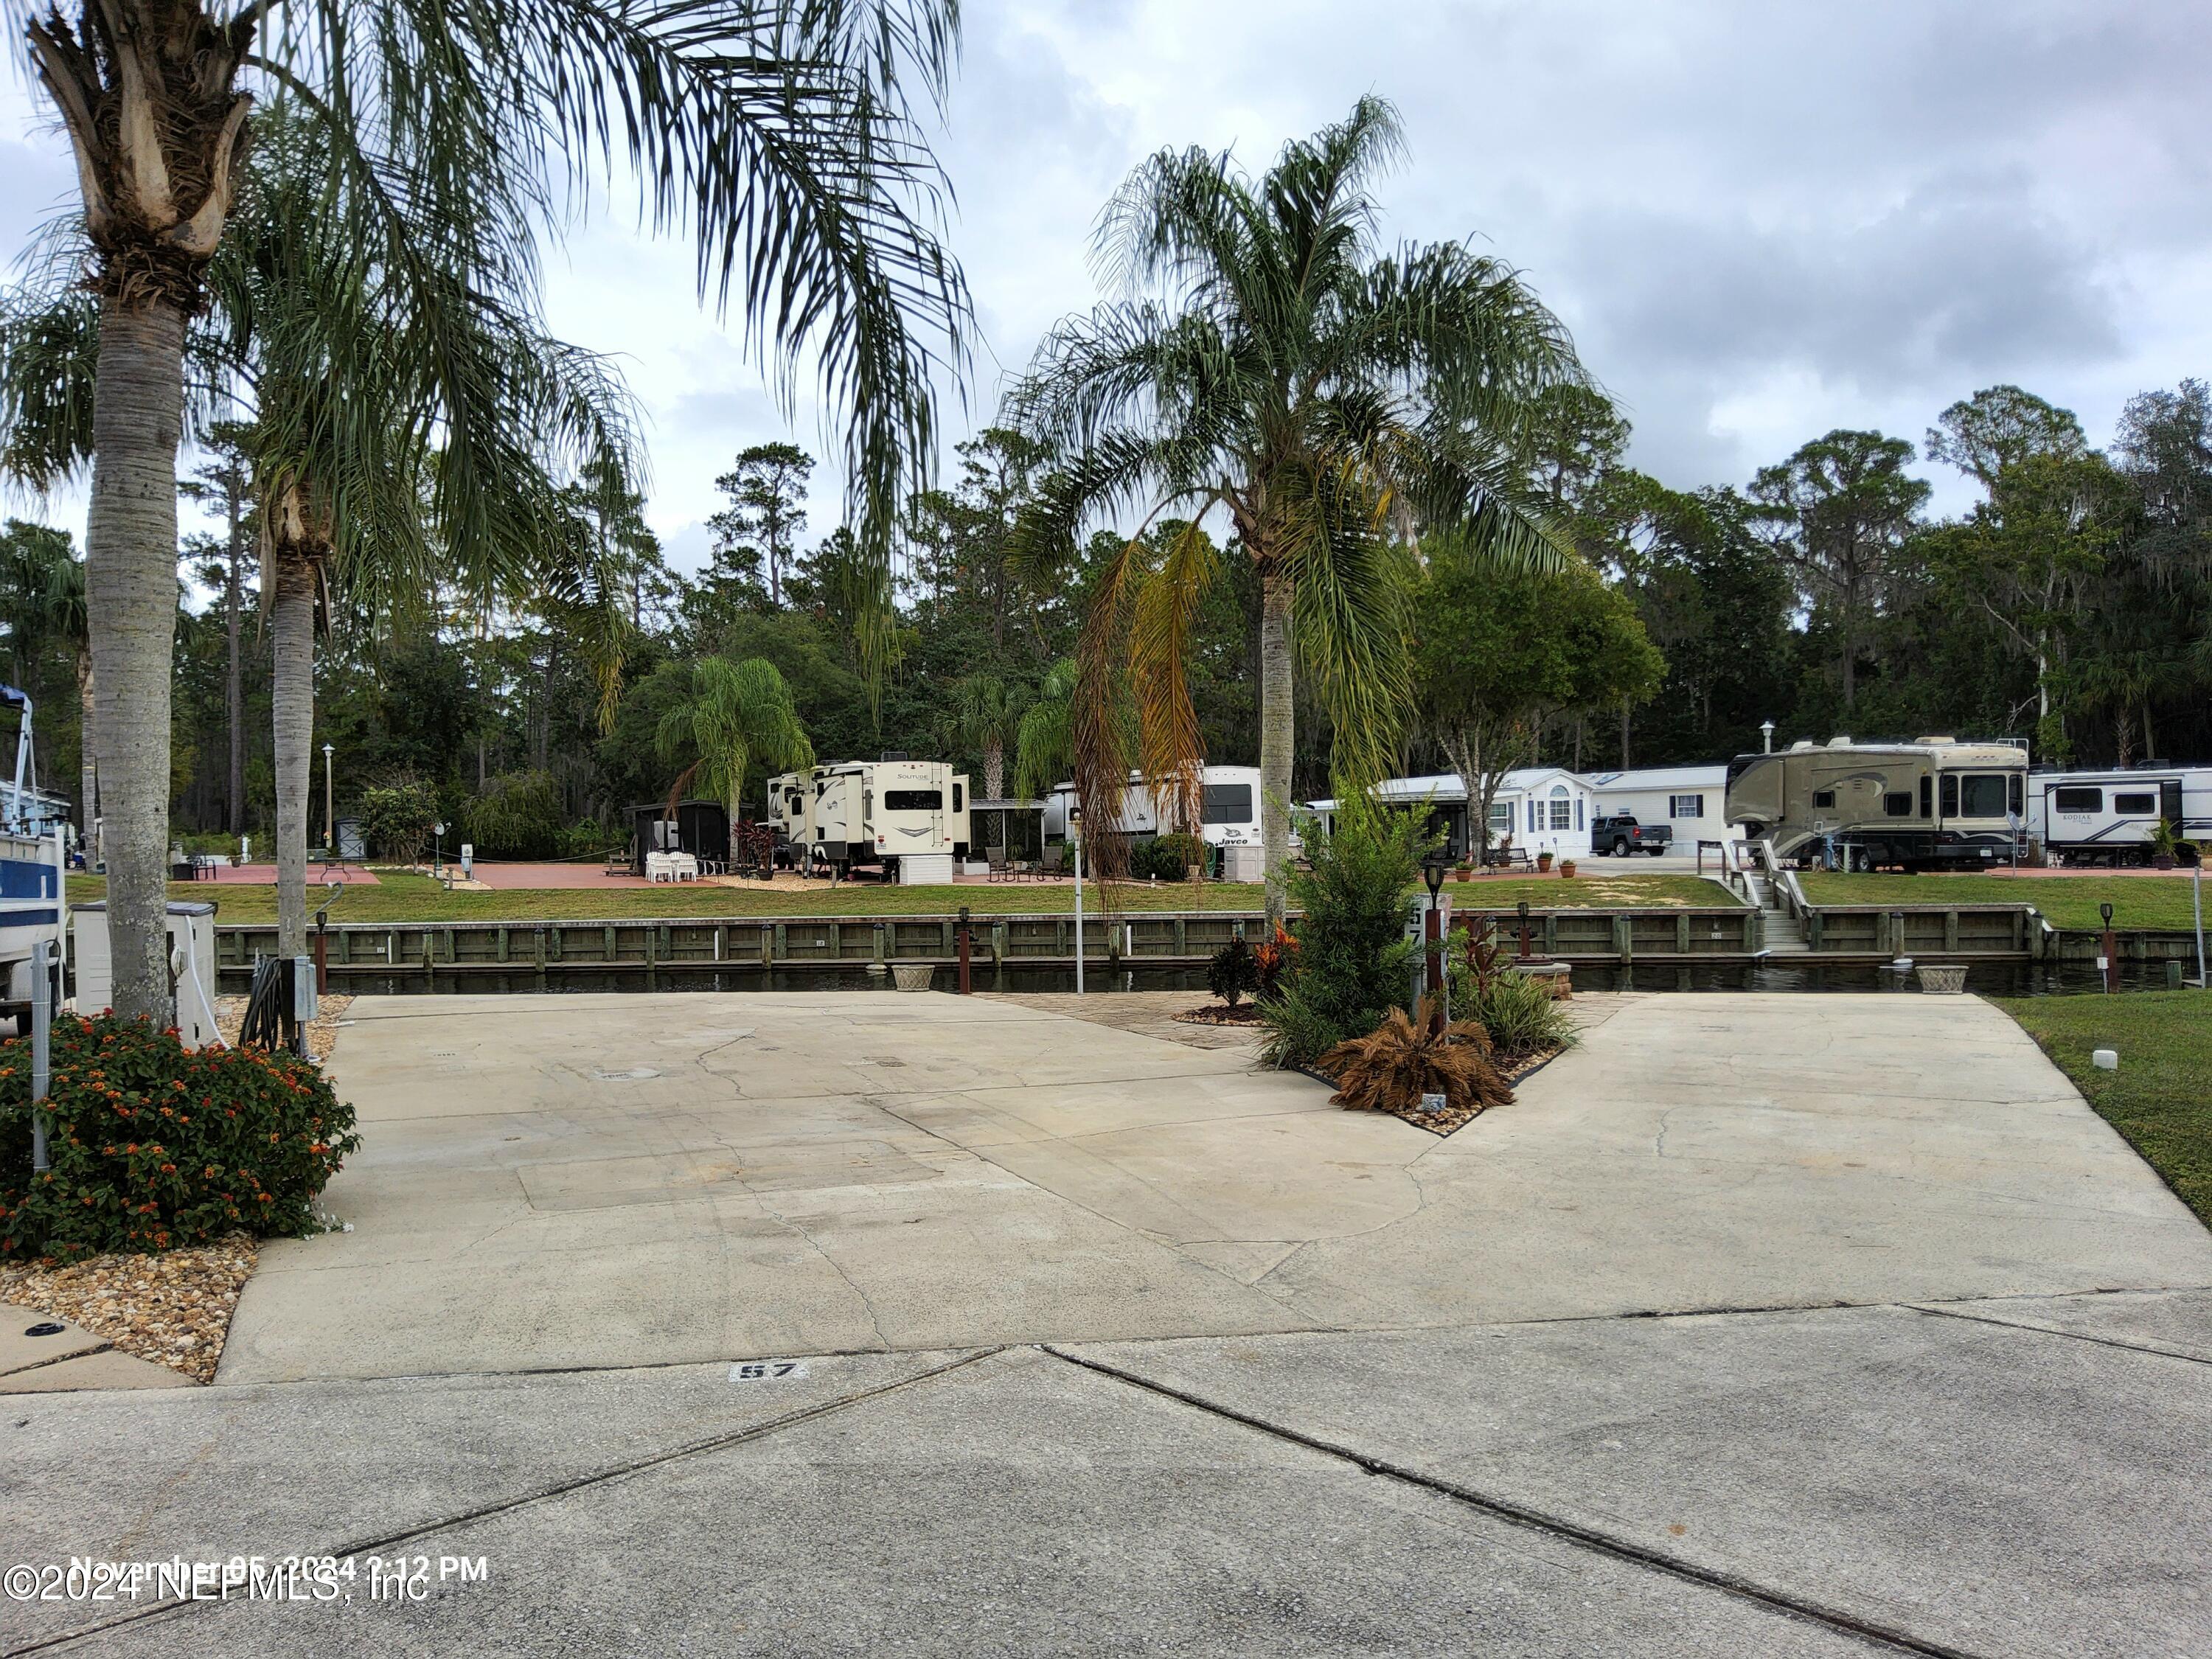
[1257,799,1433,1069]
[1206,937,1258,1007]
[0,1015,359,1262]
[1318,998,1513,1118]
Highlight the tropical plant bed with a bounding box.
[1306,1041,1566,1136]
[0,1231,256,1384]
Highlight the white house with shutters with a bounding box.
[1579,764,1735,849]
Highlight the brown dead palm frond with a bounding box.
[1318,997,1514,1118]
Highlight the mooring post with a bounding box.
[956,905,973,995]
[1517,900,1531,961]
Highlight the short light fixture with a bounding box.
[1421,849,1448,900]
[1759,720,1775,754]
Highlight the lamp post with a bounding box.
[1421,849,1450,1027]
[1070,806,1085,995]
[1759,720,1775,755]
[321,741,335,853]
[432,821,447,880]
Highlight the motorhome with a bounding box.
[2029,767,2211,866]
[1042,765,1273,851]
[775,760,970,877]
[1725,737,2028,870]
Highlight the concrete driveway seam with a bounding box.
[1905,1298,2212,1366]
[1040,1343,1993,1659]
[4,1347,1004,1658]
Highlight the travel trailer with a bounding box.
[2029,767,2211,866]
[1725,737,2028,870]
[771,760,970,877]
[1042,765,1273,851]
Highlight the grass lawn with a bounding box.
[1801,872,2209,932]
[65,870,1731,925]
[1996,991,2212,1230]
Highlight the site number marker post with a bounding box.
[1071,807,1085,997]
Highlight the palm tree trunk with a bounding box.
[86,301,186,1022]
[983,735,1004,801]
[225,507,245,837]
[1258,566,1294,928]
[271,549,317,959]
[74,652,97,853]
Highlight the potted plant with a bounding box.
[1559,858,1577,879]
[1536,850,1554,873]
[2150,817,2187,872]
[1453,857,1474,881]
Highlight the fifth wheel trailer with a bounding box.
[1725,737,2028,870]
[768,760,971,877]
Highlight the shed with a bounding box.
[625,800,731,876]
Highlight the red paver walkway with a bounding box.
[177,862,382,886]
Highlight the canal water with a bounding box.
[316,958,2189,997]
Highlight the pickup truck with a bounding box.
[1590,814,1672,857]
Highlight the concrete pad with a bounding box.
[1068,1299,2212,1659]
[224,990,2212,1382]
[42,1350,1875,1658]
[0,1304,104,1373]
[0,1347,194,1393]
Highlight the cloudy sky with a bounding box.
[3,0,2207,570]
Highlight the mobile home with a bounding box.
[1582,764,1734,851]
[2029,767,2211,865]
[1308,768,1596,860]
[1725,737,2028,869]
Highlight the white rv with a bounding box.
[773,760,970,877]
[2030,768,2211,866]
[1043,765,1273,850]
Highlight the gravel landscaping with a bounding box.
[0,1234,256,1383]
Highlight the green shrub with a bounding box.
[1207,937,1258,1006]
[1256,798,1433,1069]
[1449,965,1577,1058]
[0,1016,361,1262]
[557,821,619,859]
[356,779,440,863]
[463,771,566,859]
[1130,832,1205,882]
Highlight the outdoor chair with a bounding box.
[987,846,1010,882]
[1037,843,1066,877]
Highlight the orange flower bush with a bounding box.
[0,1016,359,1262]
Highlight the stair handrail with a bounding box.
[1754,837,1813,936]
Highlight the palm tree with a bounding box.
[653,657,814,830]
[1013,658,1077,801]
[1006,97,1582,925]
[8,0,969,1023]
[2,109,646,959]
[946,672,1029,799]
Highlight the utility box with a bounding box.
[897,852,956,886]
[72,900,221,1048]
[1222,844,1267,883]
